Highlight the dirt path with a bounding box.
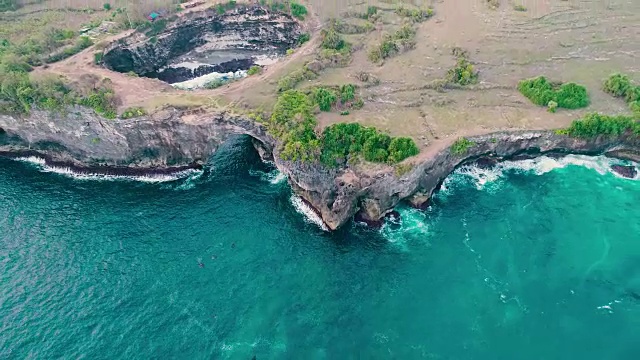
[34,0,322,111]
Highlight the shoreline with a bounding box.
[2,129,638,231]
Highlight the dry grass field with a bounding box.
[4,0,640,149]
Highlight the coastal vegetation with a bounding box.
[603,73,640,115]
[310,84,363,112]
[451,137,475,155]
[518,76,589,111]
[247,65,262,76]
[120,106,147,119]
[277,23,351,92]
[268,90,418,166]
[563,113,640,138]
[446,55,479,86]
[368,24,417,63]
[395,5,434,22]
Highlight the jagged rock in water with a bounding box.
[102,6,301,83]
[611,164,637,178]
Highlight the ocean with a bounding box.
[1,136,639,359]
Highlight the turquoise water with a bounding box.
[1,137,639,359]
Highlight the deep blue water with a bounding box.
[1,136,639,359]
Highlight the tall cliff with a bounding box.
[1,108,638,229]
[0,107,272,171]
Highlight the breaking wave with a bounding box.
[15,156,202,183]
[290,195,329,231]
[446,155,638,191]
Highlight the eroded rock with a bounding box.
[102,6,301,83]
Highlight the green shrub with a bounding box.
[313,87,337,111]
[603,73,632,98]
[340,84,356,103]
[451,137,475,155]
[446,58,478,85]
[366,6,378,18]
[103,3,111,11]
[630,101,640,116]
[387,137,420,163]
[290,2,308,20]
[320,123,418,166]
[321,28,346,51]
[514,5,527,11]
[277,65,318,92]
[247,65,262,76]
[268,91,418,166]
[93,52,103,64]
[547,100,558,113]
[204,78,228,89]
[120,106,147,119]
[368,25,416,63]
[565,113,640,138]
[626,86,640,103]
[297,33,310,45]
[78,88,117,119]
[518,76,589,109]
[395,6,434,22]
[269,90,320,161]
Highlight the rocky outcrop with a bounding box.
[102,6,301,83]
[277,132,640,230]
[0,107,273,172]
[1,107,639,230]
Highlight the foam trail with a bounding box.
[16,156,201,183]
[290,195,329,231]
[380,206,431,249]
[453,155,639,190]
[249,168,287,184]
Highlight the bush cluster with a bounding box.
[368,25,416,63]
[310,84,363,112]
[268,90,320,161]
[0,54,118,118]
[321,123,419,166]
[290,2,307,20]
[297,33,310,45]
[267,90,418,165]
[247,65,262,76]
[603,73,640,115]
[446,58,478,86]
[120,106,147,119]
[0,0,18,12]
[450,137,475,155]
[564,113,640,138]
[395,6,434,22]
[518,76,590,110]
[277,65,318,92]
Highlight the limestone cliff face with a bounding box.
[102,6,301,81]
[0,108,272,171]
[1,108,638,229]
[277,132,640,230]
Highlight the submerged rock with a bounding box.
[611,164,637,178]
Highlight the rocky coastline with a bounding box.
[1,109,638,230]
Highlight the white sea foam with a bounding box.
[249,168,287,184]
[380,207,431,249]
[452,155,639,190]
[290,195,329,231]
[171,70,248,90]
[15,156,201,183]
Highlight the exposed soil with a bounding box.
[33,0,640,150]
